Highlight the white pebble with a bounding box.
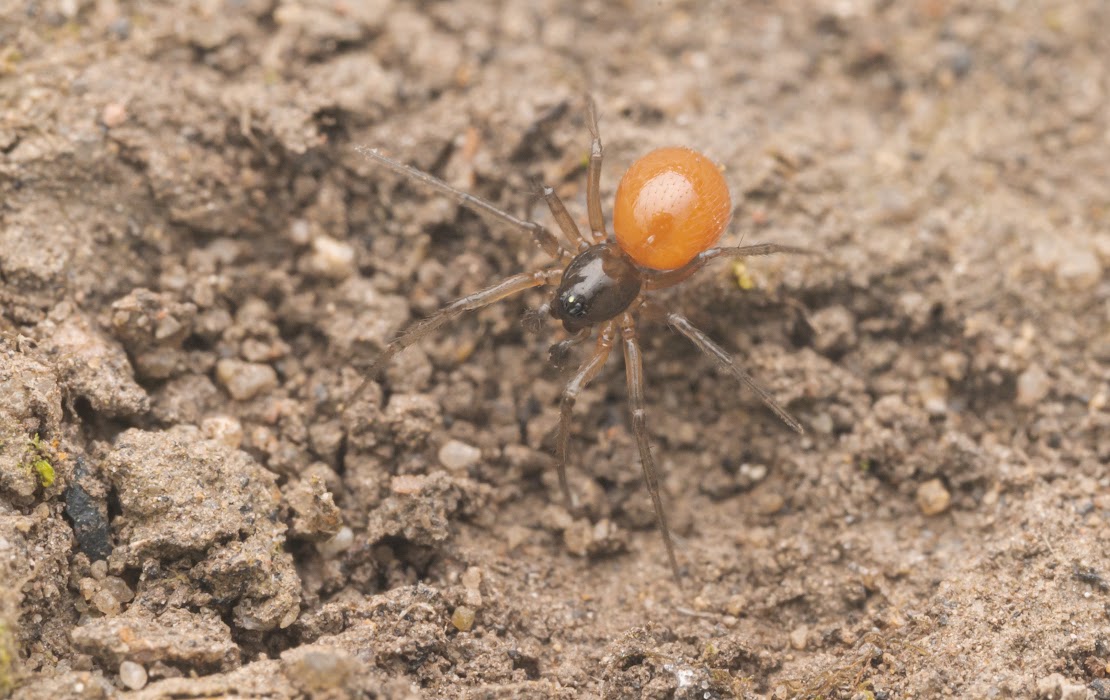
[438,440,481,472]
[318,526,354,558]
[918,376,949,416]
[119,660,147,690]
[738,463,768,482]
[308,235,356,279]
[461,565,483,606]
[1016,364,1051,406]
[789,625,809,650]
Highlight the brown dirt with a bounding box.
[2,1,1108,698]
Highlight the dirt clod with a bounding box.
[103,426,283,560]
[71,607,238,673]
[285,474,343,541]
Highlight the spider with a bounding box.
[355,101,808,579]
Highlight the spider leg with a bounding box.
[619,312,681,580]
[555,323,616,509]
[548,327,592,368]
[522,301,552,334]
[585,97,608,243]
[666,311,805,434]
[355,145,571,261]
[643,243,814,291]
[540,185,590,252]
[350,269,561,406]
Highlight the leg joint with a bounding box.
[629,407,647,428]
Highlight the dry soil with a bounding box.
[1,1,1108,698]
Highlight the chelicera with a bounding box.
[356,102,807,579]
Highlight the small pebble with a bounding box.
[317,526,354,558]
[810,305,858,355]
[91,589,121,616]
[938,351,968,381]
[390,474,426,495]
[119,660,147,690]
[725,595,745,617]
[563,519,592,557]
[461,566,482,590]
[562,517,627,557]
[737,463,768,483]
[90,559,108,580]
[1054,246,1102,290]
[201,415,244,449]
[451,606,475,632]
[102,102,128,128]
[78,577,98,601]
[461,566,483,607]
[1016,364,1051,406]
[438,440,481,472]
[289,219,311,245]
[464,588,482,608]
[918,376,949,415]
[307,235,356,279]
[916,478,951,516]
[154,314,183,341]
[100,576,134,604]
[809,412,834,435]
[754,491,785,515]
[216,359,278,401]
[790,625,809,650]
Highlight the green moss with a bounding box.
[24,434,56,489]
[31,459,54,488]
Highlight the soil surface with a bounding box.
[2,1,1108,698]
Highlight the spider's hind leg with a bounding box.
[619,312,682,580]
[666,311,804,435]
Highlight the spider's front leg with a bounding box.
[355,145,572,262]
[585,97,608,244]
[554,322,616,509]
[349,269,562,407]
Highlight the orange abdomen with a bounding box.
[612,147,732,271]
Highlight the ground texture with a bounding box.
[1,1,1108,698]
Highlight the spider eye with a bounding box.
[562,293,587,318]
